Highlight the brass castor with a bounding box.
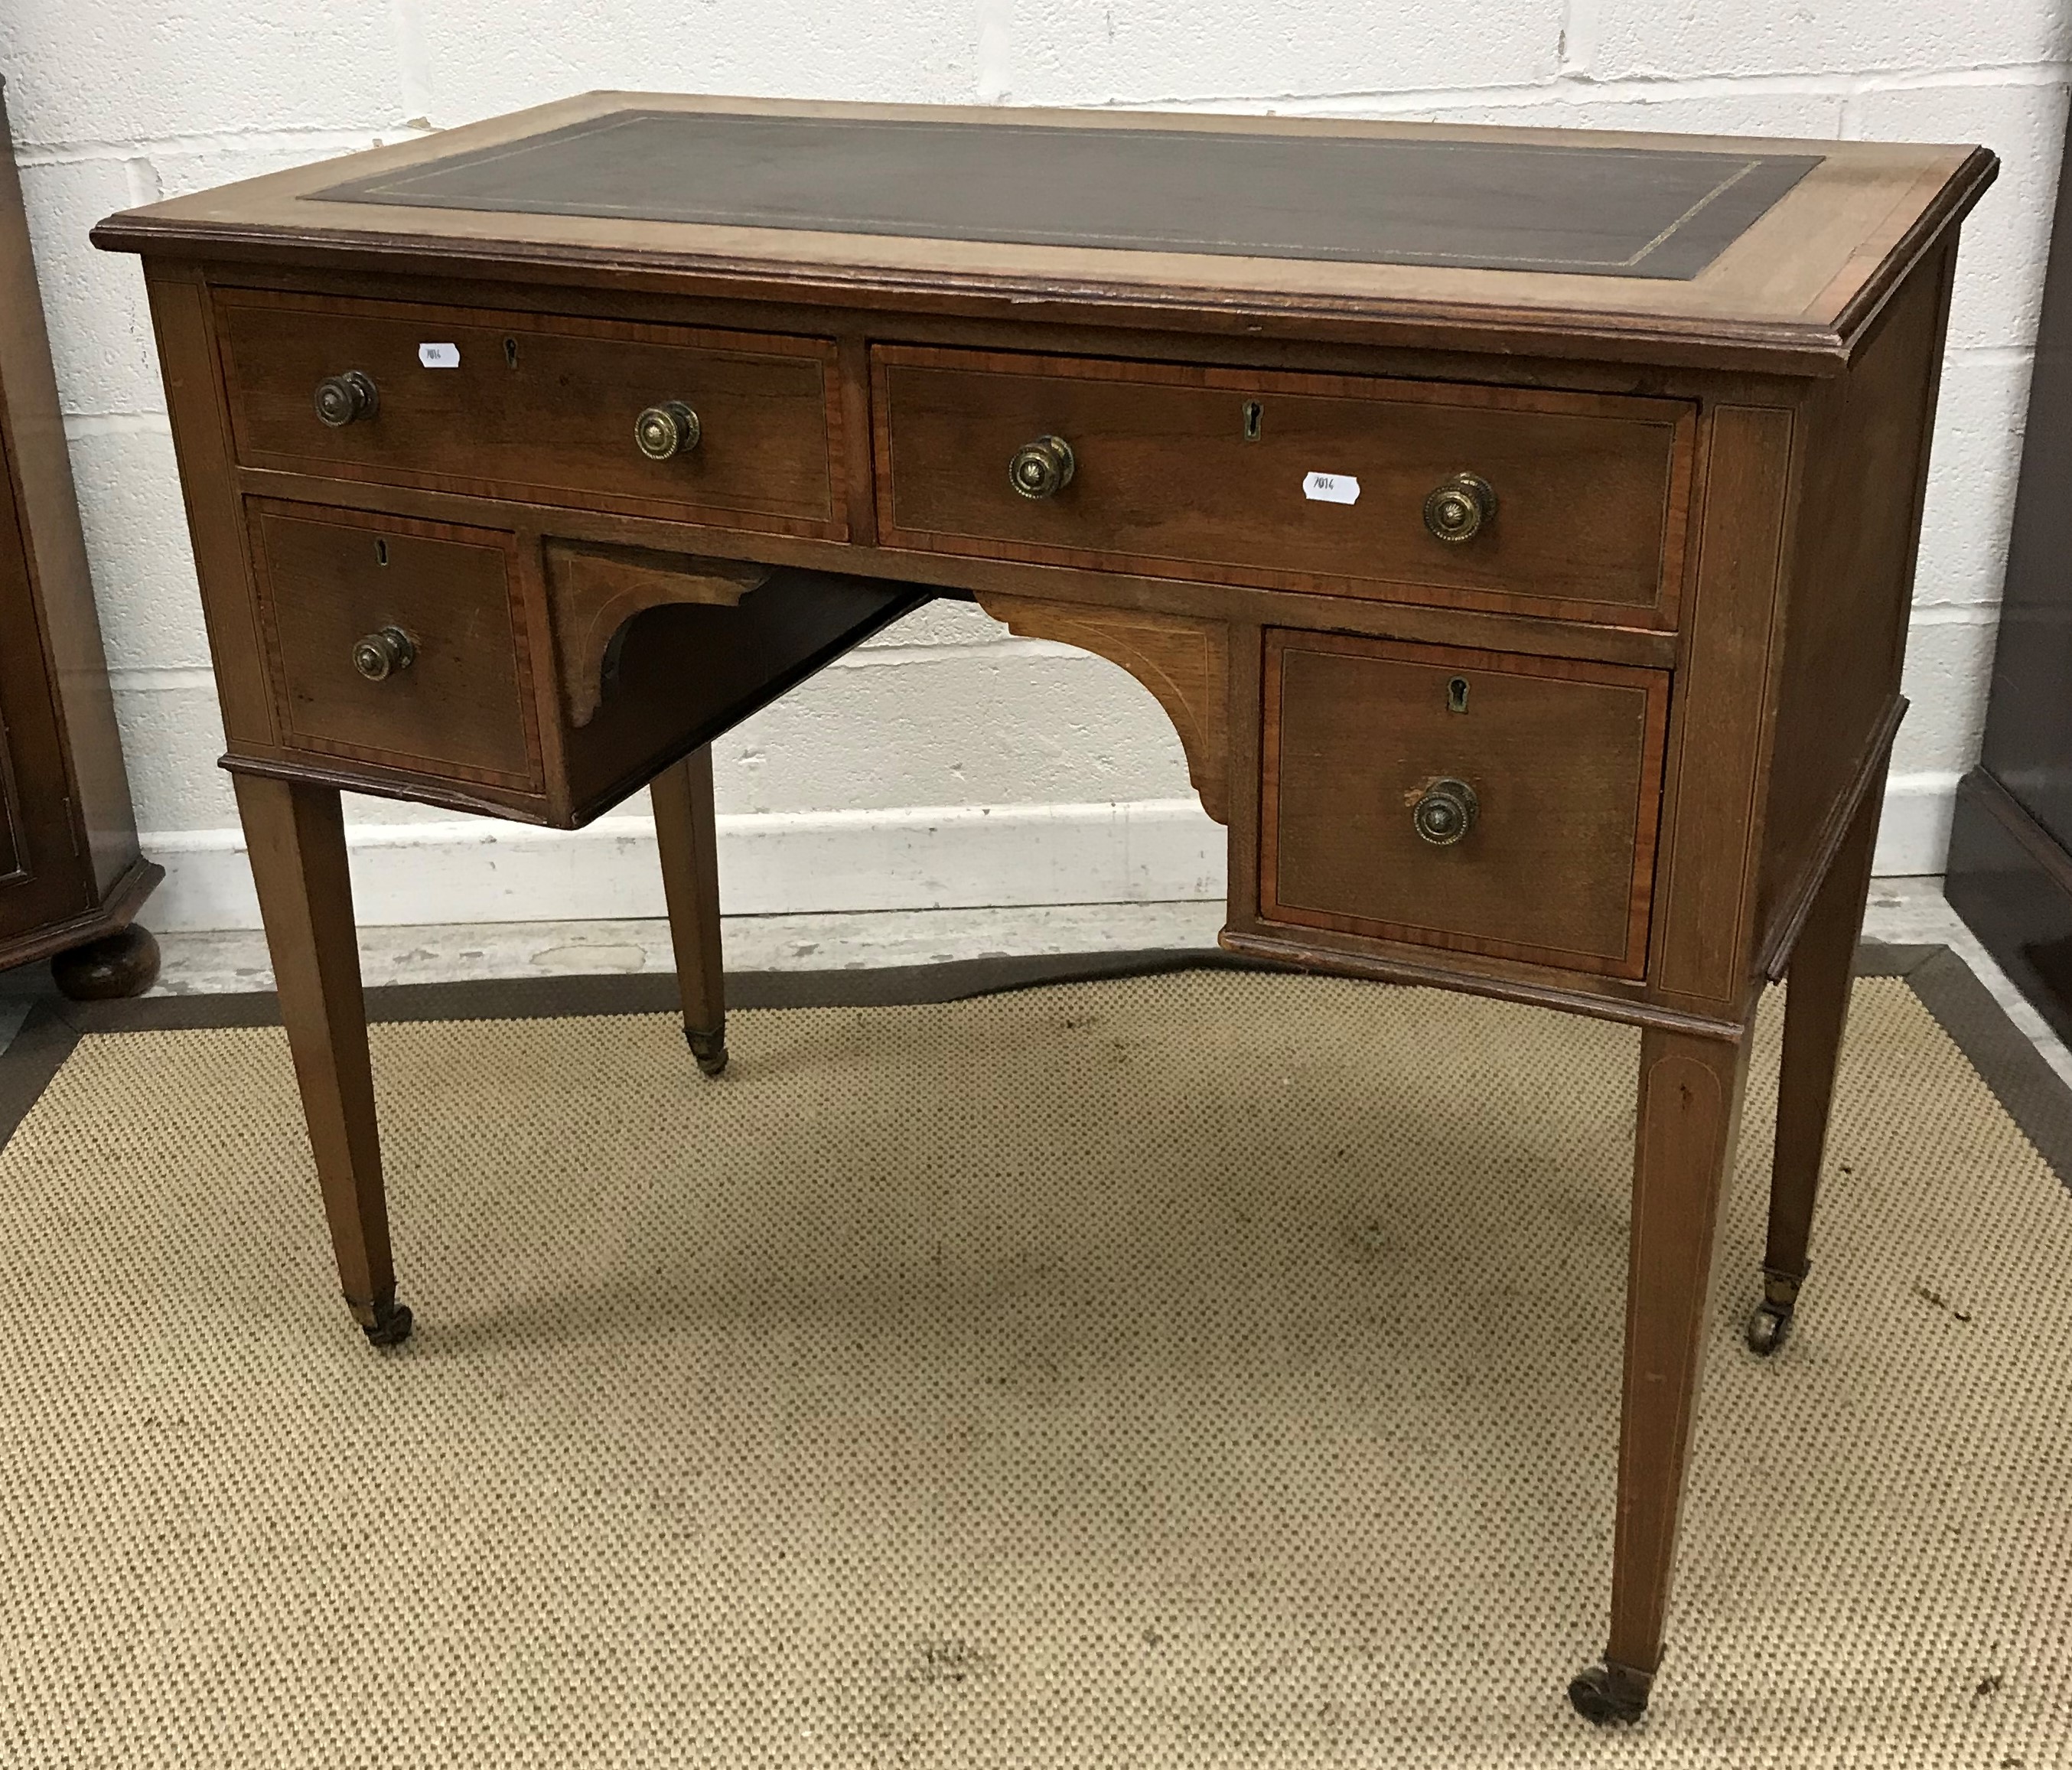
[51,923,161,1000]
[1747,1299,1793,1355]
[360,1297,413,1348]
[687,1024,728,1077]
[1746,1264,1806,1358]
[1568,1658,1653,1724]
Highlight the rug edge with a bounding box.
[4,944,2067,1191]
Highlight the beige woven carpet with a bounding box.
[2,970,2069,1766]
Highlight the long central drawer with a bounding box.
[872,345,1694,627]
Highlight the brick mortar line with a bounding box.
[11,64,2071,161]
[1125,64,2072,115]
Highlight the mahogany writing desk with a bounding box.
[94,96,1994,1723]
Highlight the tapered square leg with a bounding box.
[233,774,409,1346]
[1749,761,1888,1355]
[651,745,728,1076]
[1571,1022,1751,1723]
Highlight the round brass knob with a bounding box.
[351,626,416,682]
[635,401,702,461]
[1412,777,1478,846]
[1008,435,1075,500]
[314,370,379,429]
[1422,471,1497,544]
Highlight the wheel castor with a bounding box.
[360,1297,413,1348]
[687,1023,728,1077]
[1746,1264,1805,1358]
[1568,1658,1653,1724]
[52,923,161,1000]
[1747,1299,1793,1355]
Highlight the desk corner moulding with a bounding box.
[91,92,1996,1723]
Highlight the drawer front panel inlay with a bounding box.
[220,292,844,536]
[1261,630,1670,977]
[875,347,1694,625]
[248,500,542,790]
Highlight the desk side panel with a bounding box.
[1755,240,1956,963]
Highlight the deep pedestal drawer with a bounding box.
[1260,629,1670,978]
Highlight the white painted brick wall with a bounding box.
[0,2,2063,927]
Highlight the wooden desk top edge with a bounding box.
[93,91,1997,373]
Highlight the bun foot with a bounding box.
[1568,1658,1653,1724]
[51,923,161,1000]
[1747,1264,1805,1357]
[687,1024,728,1077]
[358,1297,413,1348]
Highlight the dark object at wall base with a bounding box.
[1946,769,2072,1050]
[50,923,161,1000]
[0,90,161,991]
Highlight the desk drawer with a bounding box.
[220,292,844,536]
[874,347,1693,627]
[248,501,543,792]
[1260,631,1668,978]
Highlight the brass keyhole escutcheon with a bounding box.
[1423,471,1497,544]
[352,626,416,682]
[1008,434,1075,499]
[1412,777,1477,846]
[1448,676,1469,714]
[1241,399,1263,442]
[314,370,379,428]
[635,401,702,461]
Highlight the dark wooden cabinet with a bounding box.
[0,80,160,996]
[1947,105,2072,1043]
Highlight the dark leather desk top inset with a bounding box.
[314,109,1820,280]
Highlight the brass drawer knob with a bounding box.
[1422,471,1497,543]
[314,370,379,428]
[635,401,702,460]
[352,626,416,682]
[1008,434,1075,500]
[1412,777,1477,846]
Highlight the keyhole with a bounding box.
[503,337,519,369]
[1447,676,1468,713]
[1241,399,1262,442]
[374,538,389,566]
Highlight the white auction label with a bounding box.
[418,341,461,368]
[1302,471,1360,504]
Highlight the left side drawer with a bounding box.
[218,291,845,536]
[247,500,543,792]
